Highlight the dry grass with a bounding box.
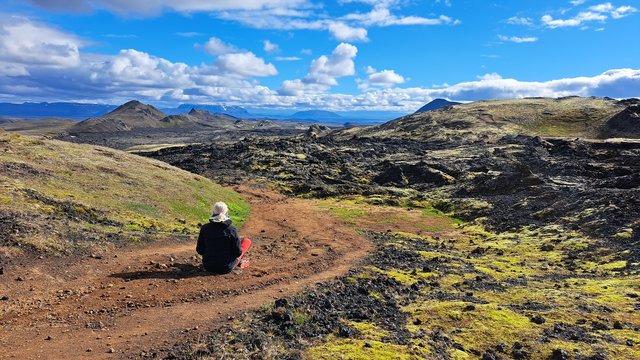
[0,133,249,254]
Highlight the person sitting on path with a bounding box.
[196,202,251,274]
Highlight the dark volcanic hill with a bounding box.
[188,108,239,126]
[599,103,640,139]
[415,98,461,113]
[69,100,167,133]
[289,110,343,121]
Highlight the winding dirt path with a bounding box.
[0,185,372,359]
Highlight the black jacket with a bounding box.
[196,219,241,274]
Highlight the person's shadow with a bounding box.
[110,263,212,281]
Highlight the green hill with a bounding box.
[0,132,249,255]
[338,97,627,142]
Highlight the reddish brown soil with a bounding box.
[0,186,372,359]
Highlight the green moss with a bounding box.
[306,338,427,360]
[614,228,633,240]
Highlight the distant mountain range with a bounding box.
[415,99,461,113]
[67,100,293,133]
[0,101,251,120]
[163,104,250,118]
[0,100,407,124]
[0,102,117,119]
[289,110,343,121]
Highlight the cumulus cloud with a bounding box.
[278,43,358,95]
[201,37,238,55]
[306,43,357,85]
[328,22,369,42]
[359,68,405,90]
[0,16,83,73]
[498,35,538,43]
[214,52,277,77]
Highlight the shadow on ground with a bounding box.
[110,263,213,280]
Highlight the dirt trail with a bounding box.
[0,186,372,359]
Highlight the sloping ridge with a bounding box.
[69,100,167,133]
[599,103,640,139]
[335,97,628,142]
[188,108,240,127]
[0,132,248,254]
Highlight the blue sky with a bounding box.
[0,0,638,111]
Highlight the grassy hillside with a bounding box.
[0,132,249,255]
[0,118,75,135]
[338,97,626,142]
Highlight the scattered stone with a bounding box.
[338,326,357,338]
[45,336,53,341]
[274,298,288,308]
[463,304,476,311]
[0,295,8,301]
[591,321,610,331]
[540,244,554,251]
[15,276,24,281]
[530,314,546,324]
[108,348,115,353]
[613,321,624,330]
[550,349,568,360]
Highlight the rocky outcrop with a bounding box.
[599,105,640,138]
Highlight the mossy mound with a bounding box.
[0,133,249,255]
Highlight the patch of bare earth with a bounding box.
[0,185,372,359]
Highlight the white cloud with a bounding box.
[571,0,586,6]
[26,0,311,15]
[300,48,312,55]
[201,37,238,55]
[542,3,636,28]
[506,16,533,26]
[176,31,203,37]
[611,5,637,18]
[342,6,459,27]
[498,35,538,43]
[278,43,358,95]
[478,73,503,80]
[263,39,279,53]
[278,79,328,96]
[328,22,369,42]
[0,16,83,72]
[359,69,405,89]
[214,52,277,77]
[274,56,301,61]
[306,43,357,85]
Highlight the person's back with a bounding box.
[196,202,251,274]
[197,218,241,274]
